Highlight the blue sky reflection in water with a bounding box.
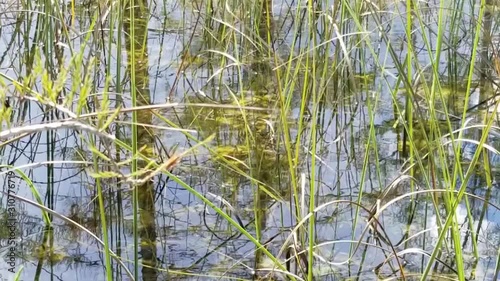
[0,0,499,280]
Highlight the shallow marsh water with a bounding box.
[0,0,499,280]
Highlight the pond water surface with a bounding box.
[0,0,500,280]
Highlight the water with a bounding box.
[0,0,499,280]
